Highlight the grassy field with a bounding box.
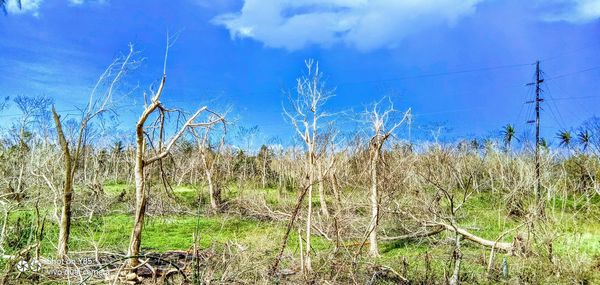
[3,182,599,284]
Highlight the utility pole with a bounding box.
[527,60,544,214]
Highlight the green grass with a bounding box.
[35,214,304,255]
[372,191,600,283]
[103,182,132,195]
[4,183,598,284]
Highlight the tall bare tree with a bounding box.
[364,99,409,256]
[284,59,333,273]
[12,96,53,200]
[192,120,226,211]
[52,44,137,258]
[128,36,224,269]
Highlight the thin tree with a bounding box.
[52,44,137,258]
[127,35,224,269]
[12,96,53,200]
[111,140,125,182]
[364,99,409,256]
[192,119,226,211]
[256,144,271,189]
[283,59,333,273]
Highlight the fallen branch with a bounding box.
[426,222,513,252]
[269,183,311,276]
[380,226,444,241]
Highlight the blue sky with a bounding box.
[0,0,599,145]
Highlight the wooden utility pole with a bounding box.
[527,60,544,213]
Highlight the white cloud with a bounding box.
[6,0,43,17]
[67,0,109,7]
[68,0,85,5]
[212,0,484,51]
[540,0,600,23]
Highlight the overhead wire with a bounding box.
[0,43,597,139]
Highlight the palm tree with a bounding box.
[501,124,517,150]
[540,138,548,149]
[557,130,572,148]
[578,130,590,151]
[1,0,21,15]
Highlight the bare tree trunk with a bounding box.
[16,126,27,198]
[52,108,73,259]
[368,146,379,256]
[128,120,147,268]
[278,163,284,192]
[205,168,219,210]
[330,172,341,204]
[261,155,267,189]
[430,222,514,252]
[449,234,462,285]
[305,150,314,273]
[112,153,118,182]
[83,148,88,183]
[317,162,329,218]
[283,59,331,274]
[126,68,222,269]
[363,100,408,257]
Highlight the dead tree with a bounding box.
[415,147,520,283]
[258,143,274,189]
[51,45,137,259]
[364,99,409,256]
[192,121,226,211]
[283,59,333,273]
[128,37,224,269]
[12,96,53,201]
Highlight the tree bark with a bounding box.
[205,167,220,210]
[449,234,462,285]
[128,115,148,268]
[429,222,514,252]
[330,172,341,204]
[317,162,329,218]
[304,149,314,273]
[261,155,267,189]
[126,74,219,268]
[52,108,73,259]
[368,144,380,256]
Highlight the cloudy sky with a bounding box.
[1,0,599,144]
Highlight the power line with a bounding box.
[0,60,595,140]
[545,95,600,101]
[539,41,600,62]
[337,62,532,86]
[544,65,600,81]
[0,62,534,119]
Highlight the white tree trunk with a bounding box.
[317,162,329,218]
[304,149,314,273]
[128,129,146,267]
[368,146,380,256]
[205,167,219,210]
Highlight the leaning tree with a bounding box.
[52,44,138,259]
[128,36,224,269]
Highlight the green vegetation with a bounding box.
[2,182,597,284]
